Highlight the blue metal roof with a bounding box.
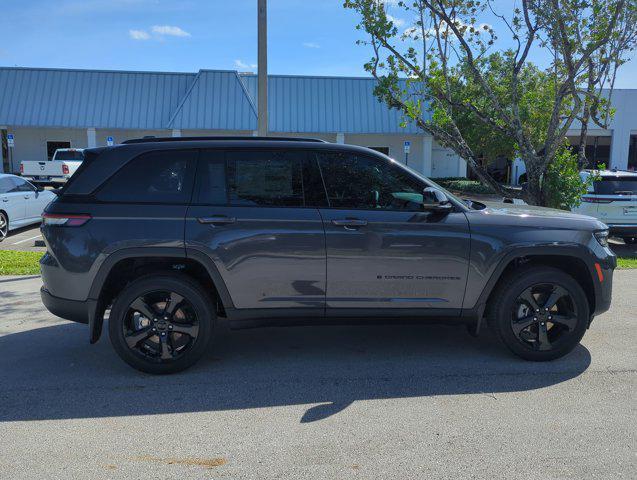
[0,67,426,134]
[168,70,257,130]
[0,67,195,129]
[239,74,425,134]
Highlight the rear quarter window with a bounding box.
[95,150,197,204]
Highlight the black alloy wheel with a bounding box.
[511,283,578,352]
[488,266,589,361]
[123,290,200,361]
[109,274,214,374]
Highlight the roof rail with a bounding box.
[121,136,328,144]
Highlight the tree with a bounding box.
[344,0,637,206]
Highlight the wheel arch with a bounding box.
[471,248,598,322]
[87,247,234,343]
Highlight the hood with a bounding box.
[479,201,607,231]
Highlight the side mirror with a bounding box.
[422,187,452,213]
[36,184,44,192]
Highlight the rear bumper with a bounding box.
[40,287,89,324]
[607,224,637,236]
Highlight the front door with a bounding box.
[186,148,327,312]
[314,151,471,312]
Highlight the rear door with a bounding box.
[315,151,471,312]
[185,148,327,313]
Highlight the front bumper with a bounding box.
[40,287,89,324]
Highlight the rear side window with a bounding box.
[226,150,304,207]
[96,150,196,203]
[0,177,14,193]
[594,177,637,195]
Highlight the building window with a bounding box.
[629,135,637,171]
[46,141,71,160]
[367,146,390,156]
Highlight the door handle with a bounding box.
[24,195,31,199]
[197,215,236,225]
[332,218,368,229]
[1,198,8,202]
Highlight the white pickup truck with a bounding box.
[20,148,85,186]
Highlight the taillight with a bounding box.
[20,164,24,174]
[42,213,91,226]
[62,165,70,174]
[582,196,612,203]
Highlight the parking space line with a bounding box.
[11,234,42,245]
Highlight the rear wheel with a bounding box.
[488,266,589,361]
[0,212,7,242]
[108,274,214,374]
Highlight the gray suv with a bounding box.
[39,137,616,373]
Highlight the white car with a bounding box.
[573,169,637,243]
[20,148,84,187]
[0,174,57,242]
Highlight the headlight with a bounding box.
[594,230,609,247]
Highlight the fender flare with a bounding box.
[467,244,600,319]
[87,247,234,343]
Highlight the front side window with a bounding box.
[226,150,304,207]
[316,152,424,211]
[12,177,36,192]
[96,150,196,203]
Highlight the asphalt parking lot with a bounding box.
[0,273,635,479]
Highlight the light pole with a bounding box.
[257,0,268,137]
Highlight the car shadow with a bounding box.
[0,322,591,423]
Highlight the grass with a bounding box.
[0,247,636,277]
[617,257,637,269]
[0,250,42,275]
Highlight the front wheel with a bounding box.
[488,266,590,361]
[108,274,215,374]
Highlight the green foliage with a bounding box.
[434,177,495,195]
[543,145,592,210]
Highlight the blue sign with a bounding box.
[403,140,411,154]
[106,136,114,146]
[7,133,14,147]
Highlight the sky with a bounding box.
[1,0,636,87]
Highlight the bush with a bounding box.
[434,177,496,195]
[543,146,592,210]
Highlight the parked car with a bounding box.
[39,137,615,373]
[0,174,57,241]
[573,169,637,243]
[20,148,85,187]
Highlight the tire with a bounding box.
[487,266,589,361]
[622,237,637,245]
[0,211,8,243]
[108,273,215,374]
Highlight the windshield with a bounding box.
[594,177,637,195]
[54,150,84,161]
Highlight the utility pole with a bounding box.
[257,0,268,137]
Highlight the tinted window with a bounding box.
[97,150,196,203]
[316,152,423,210]
[227,150,304,207]
[594,177,637,195]
[195,151,227,205]
[55,150,84,161]
[0,177,14,194]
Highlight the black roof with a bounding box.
[122,136,327,145]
